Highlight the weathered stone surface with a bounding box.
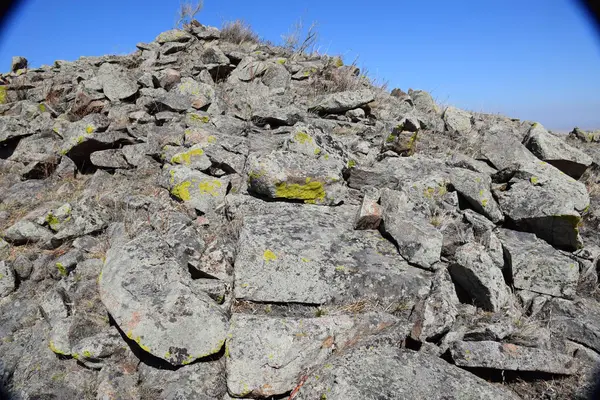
[226,313,400,398]
[11,56,28,72]
[449,167,503,223]
[247,150,347,206]
[97,63,139,101]
[156,29,192,43]
[379,188,443,270]
[158,77,215,111]
[451,341,577,374]
[201,46,230,65]
[0,261,15,298]
[494,161,589,250]
[233,199,432,305]
[3,220,54,246]
[523,123,592,179]
[496,229,578,299]
[449,242,511,312]
[354,191,382,230]
[308,89,374,114]
[261,63,291,89]
[166,165,228,214]
[90,149,130,169]
[295,344,521,400]
[99,228,228,366]
[443,106,473,134]
[541,298,600,353]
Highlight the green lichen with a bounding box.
[277,58,287,65]
[198,179,222,196]
[48,341,67,355]
[314,147,321,155]
[85,125,94,134]
[481,199,489,207]
[248,169,265,180]
[76,135,85,144]
[294,132,313,144]
[275,181,326,203]
[386,134,396,143]
[189,113,210,124]
[0,274,3,280]
[347,159,356,169]
[530,176,539,185]
[171,181,191,201]
[263,249,277,262]
[301,257,310,262]
[39,103,46,113]
[335,265,345,271]
[165,351,171,359]
[324,154,329,160]
[334,57,343,67]
[171,148,205,165]
[207,135,217,144]
[56,263,67,277]
[0,86,6,104]
[83,350,92,358]
[45,213,60,230]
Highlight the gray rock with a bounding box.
[451,340,577,374]
[160,41,188,55]
[309,89,374,114]
[354,191,382,230]
[261,63,291,89]
[251,105,304,127]
[494,161,589,250]
[496,229,578,299]
[541,298,600,353]
[166,144,212,171]
[190,24,221,40]
[156,29,192,44]
[90,149,130,169]
[3,220,54,246]
[99,228,228,366]
[410,268,459,341]
[226,313,399,398]
[379,188,443,270]
[449,242,510,312]
[295,344,520,400]
[11,56,28,72]
[443,106,473,134]
[523,123,593,179]
[233,199,432,305]
[97,63,139,101]
[449,167,503,223]
[166,165,228,214]
[247,150,347,206]
[201,46,230,65]
[159,77,215,111]
[0,261,15,297]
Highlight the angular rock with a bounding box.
[295,344,520,400]
[451,341,576,374]
[11,56,28,72]
[541,298,600,353]
[261,63,291,89]
[156,29,192,44]
[308,89,374,114]
[449,242,510,312]
[166,165,228,214]
[0,261,15,297]
[251,105,303,127]
[160,41,188,55]
[523,122,593,179]
[3,220,53,246]
[226,314,398,398]
[494,161,589,250]
[379,188,443,270]
[497,229,578,299]
[443,106,473,134]
[99,229,228,366]
[97,63,139,101]
[247,150,347,206]
[166,144,212,171]
[449,167,503,223]
[233,199,432,305]
[90,149,130,169]
[158,77,215,111]
[354,191,382,230]
[201,46,230,65]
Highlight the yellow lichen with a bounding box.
[0,86,6,104]
[83,350,92,358]
[277,58,287,65]
[56,263,67,277]
[48,341,67,355]
[198,179,222,196]
[274,181,326,203]
[85,125,94,134]
[530,176,539,185]
[171,181,191,201]
[207,135,217,144]
[294,132,313,144]
[39,104,46,112]
[263,249,277,262]
[314,148,321,155]
[171,148,205,165]
[347,160,356,168]
[45,213,60,230]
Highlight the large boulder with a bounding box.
[308,89,374,114]
[99,227,228,366]
[97,63,139,101]
[523,123,593,179]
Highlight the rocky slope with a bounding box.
[1,21,600,399]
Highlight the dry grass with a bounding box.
[221,20,260,45]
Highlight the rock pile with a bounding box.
[1,21,600,399]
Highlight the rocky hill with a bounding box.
[1,21,600,400]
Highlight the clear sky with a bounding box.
[0,0,599,131]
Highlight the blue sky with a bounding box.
[0,0,599,131]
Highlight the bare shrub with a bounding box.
[176,0,203,29]
[221,20,260,45]
[282,18,319,57]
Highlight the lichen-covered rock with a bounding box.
[496,229,578,299]
[308,89,374,114]
[156,29,192,43]
[295,344,521,400]
[247,150,347,206]
[166,165,228,214]
[97,63,139,102]
[443,106,473,134]
[541,298,600,353]
[3,220,54,247]
[99,228,228,366]
[449,167,503,223]
[90,149,130,169]
[523,122,593,179]
[0,261,15,298]
[379,188,443,270]
[451,341,577,374]
[449,242,511,312]
[233,198,432,305]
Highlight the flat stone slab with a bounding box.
[295,344,521,400]
[451,340,577,374]
[233,200,432,305]
[497,229,579,299]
